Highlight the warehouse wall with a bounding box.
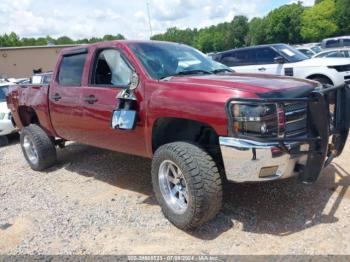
[0,45,77,78]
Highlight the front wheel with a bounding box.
[20,124,57,171]
[152,142,223,230]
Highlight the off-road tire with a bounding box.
[152,142,223,230]
[20,124,57,171]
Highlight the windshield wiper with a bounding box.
[160,69,213,80]
[211,68,234,74]
[176,69,213,76]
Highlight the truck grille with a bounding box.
[284,102,307,138]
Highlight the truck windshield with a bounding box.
[0,86,9,102]
[128,42,231,80]
[274,44,309,62]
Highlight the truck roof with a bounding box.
[59,40,190,54]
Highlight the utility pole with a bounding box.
[146,1,153,39]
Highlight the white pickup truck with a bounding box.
[213,44,350,87]
[0,82,16,145]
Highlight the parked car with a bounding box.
[213,44,350,86]
[295,43,322,57]
[313,48,350,58]
[7,40,350,230]
[296,47,317,58]
[0,82,16,145]
[31,72,52,85]
[321,36,350,49]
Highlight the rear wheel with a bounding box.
[152,142,223,230]
[20,124,57,171]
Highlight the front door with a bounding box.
[80,47,147,157]
[254,47,285,75]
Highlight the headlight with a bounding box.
[232,103,284,138]
[0,112,5,120]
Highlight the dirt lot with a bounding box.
[1,135,350,255]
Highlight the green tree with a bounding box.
[301,0,338,42]
[0,32,21,47]
[102,34,125,41]
[246,17,267,45]
[335,0,350,35]
[55,36,74,45]
[263,3,305,44]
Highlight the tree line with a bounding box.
[0,33,125,48]
[0,0,348,52]
[152,0,350,53]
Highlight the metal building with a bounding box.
[0,45,79,78]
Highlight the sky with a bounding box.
[0,0,315,40]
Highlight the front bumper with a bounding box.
[220,85,350,183]
[219,137,308,182]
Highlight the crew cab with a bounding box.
[213,44,350,87]
[7,41,350,230]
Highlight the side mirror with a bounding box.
[274,56,286,64]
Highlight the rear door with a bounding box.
[227,49,261,73]
[49,49,88,141]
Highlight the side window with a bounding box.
[235,49,257,66]
[91,49,132,86]
[58,53,87,86]
[325,39,340,48]
[343,39,350,47]
[326,51,345,58]
[256,47,279,64]
[43,74,52,85]
[219,51,238,67]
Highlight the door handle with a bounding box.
[258,67,266,72]
[52,93,62,101]
[83,95,98,104]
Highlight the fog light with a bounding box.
[259,166,279,178]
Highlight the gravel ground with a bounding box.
[1,135,350,255]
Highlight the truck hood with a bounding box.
[165,73,319,98]
[294,57,350,67]
[0,102,10,113]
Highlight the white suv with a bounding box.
[0,82,16,145]
[213,44,350,87]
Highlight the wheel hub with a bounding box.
[22,135,39,165]
[158,160,189,214]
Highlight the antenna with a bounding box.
[146,1,153,39]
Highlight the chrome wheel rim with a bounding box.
[23,135,39,165]
[158,160,189,214]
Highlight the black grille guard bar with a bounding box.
[225,84,350,183]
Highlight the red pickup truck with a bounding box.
[7,40,350,230]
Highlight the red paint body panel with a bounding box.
[7,40,318,159]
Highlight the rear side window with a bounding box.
[58,53,87,86]
[235,49,256,66]
[326,51,345,58]
[343,39,350,46]
[256,47,279,63]
[325,39,340,48]
[219,51,238,67]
